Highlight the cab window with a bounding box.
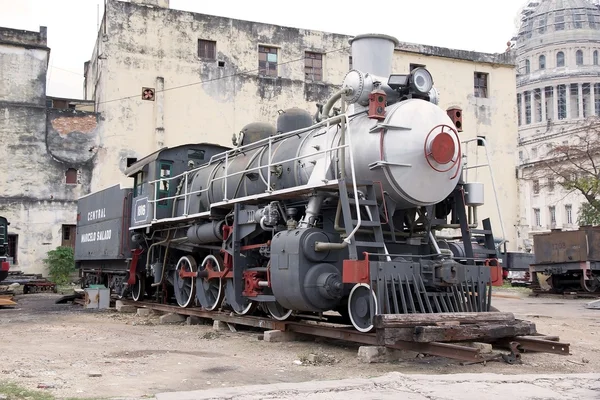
[157,162,172,207]
[134,171,144,197]
[188,149,205,161]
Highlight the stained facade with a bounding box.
[0,26,99,274]
[514,0,600,251]
[83,0,520,250]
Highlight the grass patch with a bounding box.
[0,381,103,400]
[0,381,54,400]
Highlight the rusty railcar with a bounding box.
[530,227,600,292]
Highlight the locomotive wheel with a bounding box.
[581,274,600,293]
[266,301,293,321]
[348,283,378,333]
[131,273,144,302]
[174,255,197,308]
[224,279,254,315]
[196,254,224,311]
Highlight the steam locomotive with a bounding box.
[75,34,502,332]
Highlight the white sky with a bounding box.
[0,0,528,99]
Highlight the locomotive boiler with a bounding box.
[75,34,501,332]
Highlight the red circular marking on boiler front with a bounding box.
[430,132,455,164]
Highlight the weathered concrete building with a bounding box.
[0,25,99,274]
[514,0,600,251]
[84,0,519,249]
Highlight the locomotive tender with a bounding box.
[75,34,502,332]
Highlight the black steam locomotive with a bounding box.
[75,34,502,332]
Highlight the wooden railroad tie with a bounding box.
[374,312,536,345]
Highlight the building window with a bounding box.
[538,17,547,34]
[583,83,591,118]
[545,86,554,121]
[534,88,542,123]
[533,179,540,194]
[517,94,522,126]
[65,168,78,185]
[474,72,488,98]
[590,14,598,29]
[304,52,323,81]
[548,176,555,191]
[558,84,567,119]
[574,12,585,29]
[533,208,541,227]
[258,45,278,77]
[8,234,17,265]
[565,205,573,224]
[519,150,523,161]
[595,83,600,116]
[349,56,353,70]
[525,59,530,74]
[555,11,565,31]
[557,51,565,67]
[594,50,599,65]
[539,55,546,70]
[524,91,532,124]
[62,224,76,248]
[549,206,556,225]
[410,63,426,71]
[570,83,579,118]
[198,39,216,60]
[576,50,584,66]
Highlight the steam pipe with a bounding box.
[315,114,363,252]
[320,88,350,121]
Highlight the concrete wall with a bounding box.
[0,26,99,275]
[85,0,351,191]
[84,0,518,250]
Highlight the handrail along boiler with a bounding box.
[76,34,502,331]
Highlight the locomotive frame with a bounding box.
[76,33,505,332]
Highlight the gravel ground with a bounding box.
[0,287,599,399]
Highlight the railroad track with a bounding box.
[120,300,570,365]
[530,289,600,299]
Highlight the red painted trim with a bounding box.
[1,261,9,271]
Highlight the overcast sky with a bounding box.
[0,0,529,99]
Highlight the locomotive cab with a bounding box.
[124,143,230,228]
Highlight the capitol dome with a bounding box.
[517,0,600,44]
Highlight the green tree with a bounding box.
[527,118,600,225]
[43,246,75,284]
[578,202,600,225]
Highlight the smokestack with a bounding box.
[349,33,399,78]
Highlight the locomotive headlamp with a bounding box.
[387,74,409,90]
[410,67,434,94]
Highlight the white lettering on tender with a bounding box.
[87,208,106,222]
[80,230,112,243]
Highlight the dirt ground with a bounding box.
[1,286,599,399]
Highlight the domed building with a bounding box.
[514,0,600,251]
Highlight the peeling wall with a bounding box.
[84,0,518,249]
[0,26,100,275]
[85,0,351,192]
